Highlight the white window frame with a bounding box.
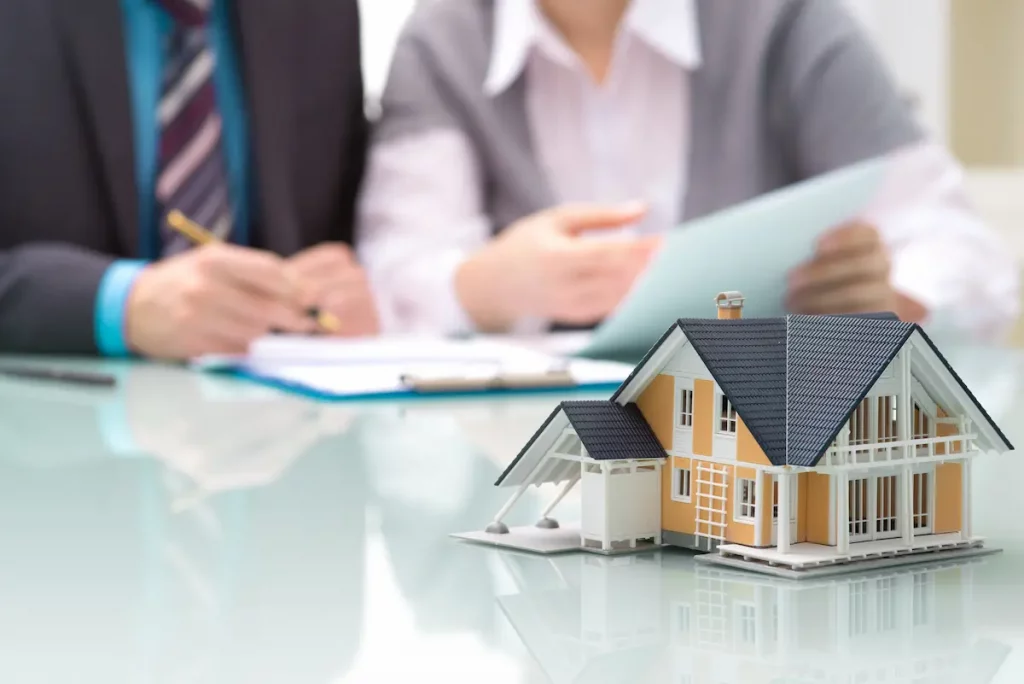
[735,478,757,523]
[672,465,692,503]
[677,384,695,429]
[912,466,935,534]
[716,393,738,436]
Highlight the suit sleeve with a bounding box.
[0,244,115,354]
[769,0,923,177]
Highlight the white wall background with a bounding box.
[844,0,951,142]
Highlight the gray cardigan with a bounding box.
[375,0,923,232]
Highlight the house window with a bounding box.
[717,395,737,434]
[673,467,692,503]
[878,395,898,443]
[848,396,899,444]
[736,478,756,521]
[913,402,932,440]
[913,472,931,530]
[678,388,694,428]
[849,399,872,445]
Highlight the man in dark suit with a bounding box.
[0,0,378,359]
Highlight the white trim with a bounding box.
[908,333,1010,453]
[837,471,850,554]
[734,476,757,523]
[816,449,979,473]
[901,464,914,546]
[674,376,696,429]
[754,469,764,545]
[715,391,739,437]
[961,457,972,539]
[828,472,837,547]
[613,326,689,405]
[777,471,792,554]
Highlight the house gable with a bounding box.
[494,401,668,487]
[905,330,1013,452]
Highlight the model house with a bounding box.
[461,292,1013,577]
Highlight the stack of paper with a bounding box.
[197,335,632,400]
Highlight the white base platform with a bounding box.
[452,526,661,556]
[699,533,999,579]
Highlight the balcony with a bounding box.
[821,433,979,468]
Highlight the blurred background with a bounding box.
[358,0,1024,340]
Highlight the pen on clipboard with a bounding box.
[0,366,117,388]
[399,369,576,393]
[165,210,342,333]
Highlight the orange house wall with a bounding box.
[806,473,832,545]
[934,463,963,534]
[655,376,775,548]
[692,379,714,456]
[797,473,809,543]
[636,374,675,450]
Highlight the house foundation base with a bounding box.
[452,525,662,556]
[697,536,1001,580]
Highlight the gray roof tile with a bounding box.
[678,315,915,467]
[561,401,667,461]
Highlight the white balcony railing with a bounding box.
[823,433,978,467]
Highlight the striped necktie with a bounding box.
[156,0,234,255]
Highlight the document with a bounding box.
[581,154,891,360]
[197,335,632,400]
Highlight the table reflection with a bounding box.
[0,363,566,683]
[496,552,1013,684]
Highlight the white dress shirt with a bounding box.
[357,0,1019,342]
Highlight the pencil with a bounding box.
[166,210,342,333]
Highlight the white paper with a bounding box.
[582,154,896,360]
[198,335,632,399]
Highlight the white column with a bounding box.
[900,349,913,457]
[837,472,850,554]
[539,475,580,520]
[902,464,914,546]
[778,471,792,554]
[961,458,973,540]
[602,462,612,550]
[754,468,765,547]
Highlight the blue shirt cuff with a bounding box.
[95,260,149,357]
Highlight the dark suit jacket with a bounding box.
[0,0,368,354]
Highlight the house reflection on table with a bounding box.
[496,552,1011,684]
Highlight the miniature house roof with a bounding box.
[611,314,1013,468]
[495,401,666,487]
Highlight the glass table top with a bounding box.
[0,348,1021,683]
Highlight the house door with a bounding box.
[848,473,903,543]
[771,475,798,545]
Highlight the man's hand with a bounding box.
[287,243,380,337]
[454,203,661,331]
[126,244,314,360]
[787,222,927,322]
